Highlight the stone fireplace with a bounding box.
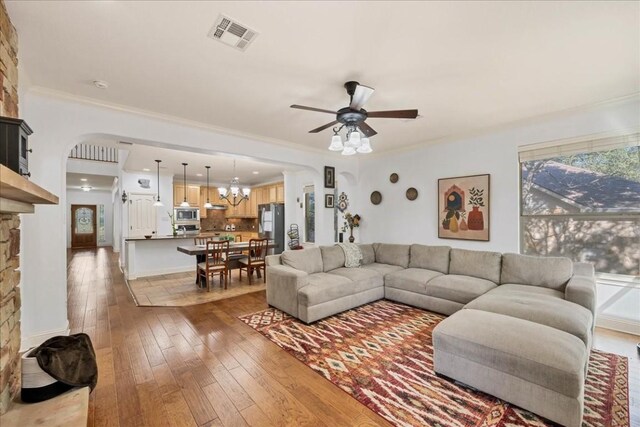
[0,0,21,413]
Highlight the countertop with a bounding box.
[125,231,259,242]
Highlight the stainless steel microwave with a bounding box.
[174,207,200,222]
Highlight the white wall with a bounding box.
[66,189,114,248]
[357,96,640,252]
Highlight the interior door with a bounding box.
[71,204,97,248]
[128,193,157,237]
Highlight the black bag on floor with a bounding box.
[21,333,98,403]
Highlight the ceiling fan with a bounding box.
[290,81,418,154]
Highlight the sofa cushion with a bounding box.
[426,274,497,305]
[465,287,593,346]
[501,253,573,291]
[281,247,323,274]
[360,262,404,277]
[298,273,377,306]
[433,309,587,399]
[327,267,383,288]
[409,245,451,274]
[374,244,411,268]
[320,245,345,272]
[498,283,564,299]
[358,244,375,265]
[449,248,502,283]
[385,268,443,294]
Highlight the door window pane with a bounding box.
[98,204,105,243]
[75,207,94,234]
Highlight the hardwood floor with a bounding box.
[68,247,392,427]
[68,247,639,427]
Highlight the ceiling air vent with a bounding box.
[207,14,258,52]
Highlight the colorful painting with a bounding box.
[438,174,490,241]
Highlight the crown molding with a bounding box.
[363,92,640,159]
[25,86,327,155]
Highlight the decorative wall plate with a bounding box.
[337,192,349,212]
[406,187,418,201]
[370,191,382,205]
[390,173,399,183]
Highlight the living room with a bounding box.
[0,1,638,426]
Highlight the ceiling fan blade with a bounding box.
[309,120,339,133]
[290,104,337,115]
[367,109,419,119]
[358,121,378,137]
[349,84,375,110]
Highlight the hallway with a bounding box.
[67,248,390,426]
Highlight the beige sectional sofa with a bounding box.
[265,243,597,427]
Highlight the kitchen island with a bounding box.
[123,234,272,280]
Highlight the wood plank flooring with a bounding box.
[68,248,639,427]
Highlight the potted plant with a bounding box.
[341,212,361,243]
[467,187,485,230]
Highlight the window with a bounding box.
[98,204,106,243]
[303,185,315,243]
[519,133,639,276]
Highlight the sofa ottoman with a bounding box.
[433,309,587,427]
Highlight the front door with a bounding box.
[71,204,97,248]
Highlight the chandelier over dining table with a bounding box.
[218,160,251,207]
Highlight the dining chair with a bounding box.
[197,240,230,291]
[193,237,211,287]
[238,239,268,285]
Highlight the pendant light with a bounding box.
[153,160,164,207]
[180,163,190,207]
[203,165,213,209]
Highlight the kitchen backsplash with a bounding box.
[200,210,258,232]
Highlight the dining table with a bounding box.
[177,240,276,286]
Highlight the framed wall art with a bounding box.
[325,194,335,208]
[324,166,335,189]
[438,174,490,241]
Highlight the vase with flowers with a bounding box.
[341,212,361,243]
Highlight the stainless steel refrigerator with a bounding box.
[258,203,285,255]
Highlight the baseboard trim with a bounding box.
[20,324,71,352]
[596,315,640,336]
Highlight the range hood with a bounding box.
[208,204,228,210]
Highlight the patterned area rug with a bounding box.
[239,300,629,427]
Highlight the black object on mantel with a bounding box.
[0,115,32,178]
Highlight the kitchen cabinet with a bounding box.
[173,184,200,207]
[221,182,281,218]
[276,183,284,203]
[268,185,277,203]
[199,187,214,218]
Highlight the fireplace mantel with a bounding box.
[0,165,58,213]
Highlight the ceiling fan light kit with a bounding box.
[291,81,419,156]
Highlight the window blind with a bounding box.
[518,132,639,162]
